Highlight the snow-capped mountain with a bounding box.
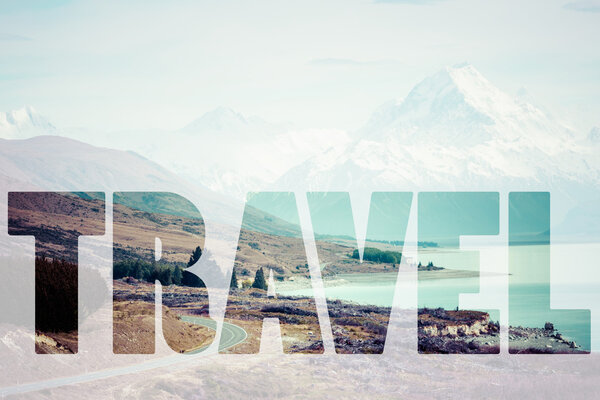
[120,108,350,199]
[179,106,290,137]
[277,63,595,189]
[1,65,596,235]
[0,106,57,139]
[272,64,599,235]
[358,63,574,150]
[14,106,350,200]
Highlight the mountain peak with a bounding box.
[179,106,271,134]
[0,106,57,139]
[445,62,484,81]
[359,63,569,146]
[436,63,510,109]
[204,106,248,122]
[358,64,502,141]
[179,106,289,137]
[399,63,506,119]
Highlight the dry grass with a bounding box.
[35,331,78,354]
[113,300,214,354]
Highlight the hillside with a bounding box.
[7,192,392,278]
[0,135,301,238]
[7,192,482,288]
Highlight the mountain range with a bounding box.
[1,63,598,239]
[0,106,349,200]
[270,64,600,238]
[0,106,57,139]
[0,135,300,241]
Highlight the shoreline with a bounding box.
[276,268,485,291]
[418,308,585,354]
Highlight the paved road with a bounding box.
[0,317,247,397]
[180,315,247,354]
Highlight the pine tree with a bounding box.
[230,267,238,289]
[188,246,202,267]
[172,266,183,285]
[157,266,172,285]
[182,246,205,287]
[133,261,145,280]
[182,270,204,287]
[252,267,268,291]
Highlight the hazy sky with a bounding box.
[0,0,599,132]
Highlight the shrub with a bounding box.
[351,247,402,264]
[252,267,268,290]
[241,279,252,288]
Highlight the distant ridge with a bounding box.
[0,106,57,139]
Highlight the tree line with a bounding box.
[113,246,205,287]
[114,246,268,291]
[35,256,106,333]
[351,247,403,264]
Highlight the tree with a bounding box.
[182,245,205,287]
[230,267,238,289]
[252,267,268,291]
[172,266,183,285]
[351,247,402,264]
[182,270,205,287]
[157,266,172,286]
[133,261,146,280]
[188,246,202,267]
[35,257,78,332]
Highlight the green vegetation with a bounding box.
[418,261,443,271]
[230,267,238,289]
[112,191,203,220]
[351,247,402,264]
[36,257,78,332]
[114,246,205,287]
[114,259,183,285]
[354,238,439,248]
[241,278,252,288]
[183,246,205,287]
[252,267,268,290]
[35,257,105,333]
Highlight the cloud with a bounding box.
[563,1,600,12]
[308,58,398,67]
[374,0,447,4]
[0,33,32,41]
[309,58,364,66]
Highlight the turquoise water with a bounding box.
[278,274,594,351]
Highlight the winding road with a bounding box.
[180,315,247,354]
[0,317,247,397]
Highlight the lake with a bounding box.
[277,243,599,351]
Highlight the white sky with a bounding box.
[0,0,599,132]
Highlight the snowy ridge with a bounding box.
[360,64,574,154]
[272,64,600,231]
[0,106,57,139]
[179,106,289,137]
